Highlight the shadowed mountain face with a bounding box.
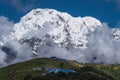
[1,46,17,63]
[0,8,120,67]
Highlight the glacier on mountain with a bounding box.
[0,8,120,67]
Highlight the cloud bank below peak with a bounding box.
[0,9,120,68]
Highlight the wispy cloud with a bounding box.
[115,21,120,27]
[1,0,40,12]
[106,0,120,11]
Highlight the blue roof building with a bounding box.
[32,67,76,74]
[45,68,76,74]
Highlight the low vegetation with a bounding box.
[0,58,120,80]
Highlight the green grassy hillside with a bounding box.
[0,58,120,80]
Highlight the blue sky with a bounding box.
[0,0,120,27]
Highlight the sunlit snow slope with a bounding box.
[0,8,120,67]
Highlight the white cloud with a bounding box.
[0,16,14,67]
[0,49,7,66]
[0,16,14,40]
[2,23,120,66]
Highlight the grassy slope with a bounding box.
[0,58,120,80]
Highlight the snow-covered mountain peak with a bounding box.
[4,8,102,53]
[7,9,102,38]
[21,8,102,28]
[1,8,120,66]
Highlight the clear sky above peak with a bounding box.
[0,0,120,28]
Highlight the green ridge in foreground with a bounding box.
[0,58,120,80]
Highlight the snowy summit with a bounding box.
[0,8,120,67]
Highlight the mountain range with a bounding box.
[0,8,120,67]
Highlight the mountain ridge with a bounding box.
[0,58,119,80]
[4,8,102,49]
[0,8,120,67]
